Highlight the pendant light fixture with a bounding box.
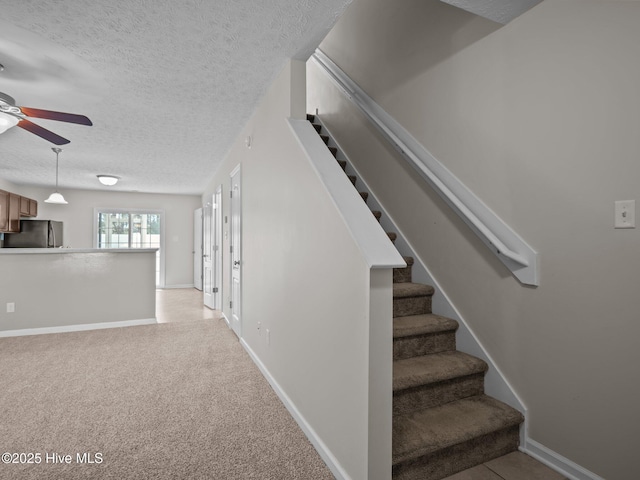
[44,147,68,204]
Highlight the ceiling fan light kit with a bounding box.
[0,111,19,133]
[44,147,68,205]
[97,175,119,186]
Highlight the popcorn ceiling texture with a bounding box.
[0,0,351,194]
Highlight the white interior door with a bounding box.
[203,199,214,309]
[213,186,223,309]
[193,208,203,291]
[230,166,242,337]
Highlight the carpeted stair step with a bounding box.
[394,256,414,283]
[329,147,338,157]
[372,210,382,222]
[337,158,346,169]
[360,191,369,202]
[392,395,524,480]
[393,283,434,317]
[320,134,330,145]
[306,113,315,122]
[387,232,397,244]
[312,123,322,133]
[393,351,487,415]
[393,314,458,360]
[348,175,357,186]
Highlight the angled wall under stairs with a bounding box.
[307,113,524,480]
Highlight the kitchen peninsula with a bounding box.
[0,248,157,336]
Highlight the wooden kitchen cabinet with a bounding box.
[0,190,37,232]
[0,190,8,231]
[0,190,34,232]
[7,193,20,232]
[19,195,38,217]
[28,198,38,217]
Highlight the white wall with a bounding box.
[309,1,640,479]
[202,59,377,480]
[2,184,200,288]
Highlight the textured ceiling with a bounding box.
[0,0,351,195]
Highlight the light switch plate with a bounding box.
[615,200,635,229]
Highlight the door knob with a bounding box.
[234,261,240,266]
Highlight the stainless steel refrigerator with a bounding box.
[3,220,63,248]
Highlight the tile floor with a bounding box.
[156,289,568,480]
[444,451,568,480]
[155,287,222,323]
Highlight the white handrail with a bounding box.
[311,49,539,285]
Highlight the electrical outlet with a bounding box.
[615,200,636,229]
[6,302,15,313]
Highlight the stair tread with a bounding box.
[393,282,435,299]
[393,351,487,391]
[401,256,414,266]
[393,395,524,465]
[393,314,458,339]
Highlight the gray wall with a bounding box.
[309,0,640,478]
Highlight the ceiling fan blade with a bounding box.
[19,107,93,126]
[17,119,70,145]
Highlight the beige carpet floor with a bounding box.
[0,318,334,479]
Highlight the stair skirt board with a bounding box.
[310,114,526,415]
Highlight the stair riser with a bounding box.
[394,331,456,360]
[393,296,432,317]
[392,425,520,480]
[393,374,484,416]
[393,266,412,284]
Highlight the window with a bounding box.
[95,210,164,287]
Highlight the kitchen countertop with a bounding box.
[0,248,158,255]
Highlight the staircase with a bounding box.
[306,114,524,480]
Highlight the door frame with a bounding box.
[203,198,214,309]
[213,185,223,310]
[193,208,203,291]
[229,165,242,338]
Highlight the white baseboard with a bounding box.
[160,284,195,289]
[240,338,351,480]
[0,318,158,337]
[222,312,231,328]
[522,438,605,480]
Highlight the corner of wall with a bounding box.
[290,59,307,120]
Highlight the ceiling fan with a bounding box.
[0,91,92,145]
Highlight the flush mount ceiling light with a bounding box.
[97,175,119,186]
[44,147,68,204]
